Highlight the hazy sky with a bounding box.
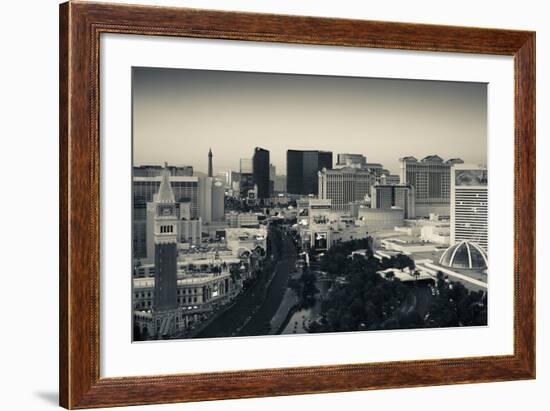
[133,67,487,175]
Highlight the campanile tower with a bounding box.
[152,163,179,338]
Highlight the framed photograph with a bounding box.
[59,1,535,409]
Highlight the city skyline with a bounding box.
[132,66,488,342]
[133,67,487,175]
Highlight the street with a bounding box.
[195,226,297,338]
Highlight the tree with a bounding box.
[425,274,487,328]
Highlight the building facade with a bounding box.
[225,212,260,228]
[133,175,200,258]
[358,208,404,232]
[269,164,276,196]
[239,158,254,198]
[399,155,464,216]
[297,199,370,251]
[253,147,270,199]
[274,175,286,193]
[371,183,416,219]
[287,149,333,195]
[450,164,488,251]
[133,176,200,216]
[318,167,374,212]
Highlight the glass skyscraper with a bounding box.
[286,150,333,195]
[253,147,270,199]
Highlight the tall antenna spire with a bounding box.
[208,148,213,177]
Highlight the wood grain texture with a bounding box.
[59,1,536,408]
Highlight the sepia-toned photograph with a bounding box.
[131,67,488,341]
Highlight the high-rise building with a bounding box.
[336,153,367,168]
[208,148,213,177]
[399,155,464,216]
[152,165,179,337]
[287,150,333,195]
[269,164,276,196]
[133,174,200,258]
[133,176,200,217]
[199,175,225,223]
[451,164,488,251]
[199,177,213,223]
[212,177,225,221]
[371,183,416,219]
[274,175,287,193]
[239,158,254,198]
[253,147,270,199]
[318,167,374,212]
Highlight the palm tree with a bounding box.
[413,270,421,286]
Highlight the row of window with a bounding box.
[134,296,199,309]
[160,225,174,233]
[135,292,152,299]
[178,289,198,295]
[134,289,199,299]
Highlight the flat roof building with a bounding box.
[399,155,464,216]
[371,183,416,219]
[318,167,374,212]
[287,149,333,195]
[450,164,488,251]
[253,147,270,199]
[358,208,404,232]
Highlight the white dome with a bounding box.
[439,241,487,270]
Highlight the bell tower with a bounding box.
[152,163,179,338]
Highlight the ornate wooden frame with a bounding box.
[59,1,536,408]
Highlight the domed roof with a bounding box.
[439,241,487,270]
